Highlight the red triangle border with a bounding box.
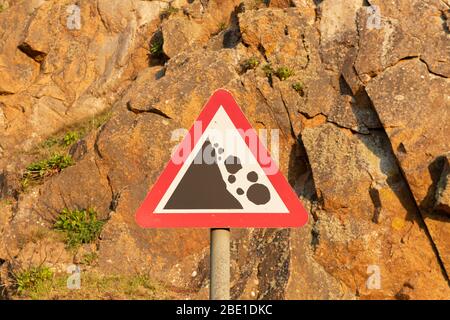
[135,89,309,228]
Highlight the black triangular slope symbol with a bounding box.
[164,139,243,209]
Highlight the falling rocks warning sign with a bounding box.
[135,89,309,228]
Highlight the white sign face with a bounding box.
[135,89,309,228]
[155,106,288,214]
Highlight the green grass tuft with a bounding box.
[242,57,260,71]
[11,269,169,300]
[292,82,305,96]
[216,22,228,34]
[21,154,74,189]
[150,37,164,58]
[262,63,275,84]
[14,266,53,296]
[80,252,98,266]
[274,66,294,81]
[62,131,79,146]
[54,208,105,249]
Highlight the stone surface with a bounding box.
[436,154,450,214]
[355,0,450,79]
[302,124,449,299]
[162,16,208,58]
[0,0,449,300]
[366,58,450,275]
[0,0,163,169]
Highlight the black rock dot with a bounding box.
[228,175,236,183]
[247,171,258,182]
[236,188,244,195]
[218,148,224,154]
[214,143,219,148]
[224,155,242,174]
[247,184,270,205]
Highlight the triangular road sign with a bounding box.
[135,89,309,228]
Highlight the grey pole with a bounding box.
[210,228,230,300]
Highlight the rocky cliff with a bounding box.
[0,0,449,299]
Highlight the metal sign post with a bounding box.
[210,228,230,300]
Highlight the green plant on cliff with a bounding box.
[292,82,305,96]
[54,208,105,248]
[218,22,227,32]
[21,154,74,189]
[11,269,167,299]
[14,266,53,296]
[262,63,274,76]
[213,22,228,35]
[126,274,158,295]
[0,2,9,13]
[274,66,294,80]
[150,37,164,58]
[80,252,98,266]
[62,131,79,146]
[242,57,260,71]
[41,136,59,149]
[262,63,274,83]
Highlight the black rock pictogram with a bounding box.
[165,138,272,209]
[224,155,242,174]
[247,171,258,182]
[246,183,270,205]
[164,140,243,209]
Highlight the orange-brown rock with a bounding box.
[0,0,449,300]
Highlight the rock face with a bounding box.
[366,59,450,276]
[0,0,449,300]
[436,154,450,215]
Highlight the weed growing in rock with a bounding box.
[242,57,260,71]
[38,111,111,153]
[0,199,13,206]
[80,252,98,266]
[274,66,294,80]
[262,63,274,83]
[63,131,79,146]
[292,82,305,96]
[41,137,59,149]
[126,274,157,295]
[262,64,274,77]
[216,22,228,34]
[21,154,74,189]
[10,267,168,299]
[54,208,105,248]
[219,22,228,31]
[14,266,53,296]
[84,110,113,131]
[150,37,164,58]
